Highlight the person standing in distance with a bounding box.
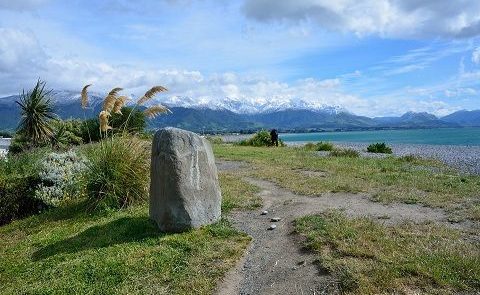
[270,129,279,147]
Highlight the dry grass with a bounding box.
[295,210,480,294]
[81,84,91,109]
[137,86,168,105]
[112,96,128,115]
[98,110,111,132]
[144,105,170,118]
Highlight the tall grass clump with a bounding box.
[79,84,169,210]
[82,136,150,209]
[367,142,392,154]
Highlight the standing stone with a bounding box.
[149,127,222,232]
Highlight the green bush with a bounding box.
[81,136,150,210]
[50,119,84,148]
[237,130,284,147]
[367,142,392,154]
[0,149,49,225]
[304,141,334,151]
[0,131,13,137]
[79,107,147,144]
[330,148,360,158]
[110,106,146,133]
[0,175,46,225]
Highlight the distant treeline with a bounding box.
[0,131,13,138]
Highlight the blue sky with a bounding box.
[1,0,480,116]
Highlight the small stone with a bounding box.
[292,266,297,270]
[261,210,268,215]
[270,217,281,222]
[268,224,277,230]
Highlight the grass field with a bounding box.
[0,170,261,295]
[1,143,479,294]
[214,144,480,222]
[295,211,480,294]
[214,144,480,294]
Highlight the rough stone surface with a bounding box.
[149,127,221,232]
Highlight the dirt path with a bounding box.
[215,160,471,295]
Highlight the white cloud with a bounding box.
[472,47,480,64]
[243,0,480,39]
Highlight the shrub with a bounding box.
[330,148,360,158]
[110,106,147,133]
[50,120,84,148]
[367,142,392,154]
[81,136,150,210]
[0,131,12,137]
[0,149,49,225]
[80,118,102,143]
[34,150,88,207]
[237,130,284,147]
[0,175,45,225]
[304,141,334,151]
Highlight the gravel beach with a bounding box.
[295,141,480,175]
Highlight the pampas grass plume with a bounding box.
[81,84,91,109]
[137,86,167,105]
[144,104,170,118]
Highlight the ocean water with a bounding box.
[280,128,480,146]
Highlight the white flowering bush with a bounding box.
[34,150,88,206]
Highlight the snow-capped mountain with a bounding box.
[157,96,347,114]
[10,89,346,115]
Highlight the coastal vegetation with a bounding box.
[367,142,393,154]
[304,141,334,151]
[237,130,285,147]
[329,148,360,158]
[1,81,479,294]
[0,82,257,294]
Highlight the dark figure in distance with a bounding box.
[270,129,279,147]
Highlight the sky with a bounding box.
[1,0,480,117]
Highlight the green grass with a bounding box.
[0,202,250,295]
[213,144,480,221]
[0,166,262,295]
[295,210,480,294]
[220,172,262,213]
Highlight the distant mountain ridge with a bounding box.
[0,91,478,132]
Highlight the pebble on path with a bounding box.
[268,224,277,230]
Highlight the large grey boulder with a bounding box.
[149,127,222,232]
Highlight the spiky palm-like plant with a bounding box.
[16,80,56,146]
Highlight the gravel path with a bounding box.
[215,160,475,295]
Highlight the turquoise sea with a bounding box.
[280,127,480,146]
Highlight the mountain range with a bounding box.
[1,90,479,133]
